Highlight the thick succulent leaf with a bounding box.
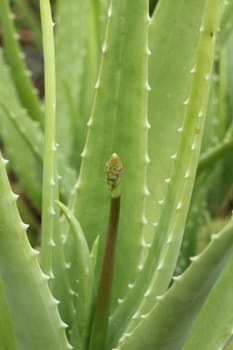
[109,0,219,345]
[138,0,219,309]
[39,1,75,338]
[219,0,233,46]
[176,173,209,274]
[73,0,150,305]
[0,0,43,123]
[182,239,233,350]
[90,0,109,46]
[0,99,76,202]
[0,153,71,350]
[0,103,43,162]
[55,0,99,169]
[0,62,42,210]
[0,278,16,350]
[56,201,95,350]
[198,31,233,175]
[117,217,233,350]
[144,0,206,240]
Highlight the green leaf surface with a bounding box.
[219,0,233,46]
[0,278,16,350]
[0,52,42,209]
[183,238,233,350]
[39,1,75,339]
[39,0,59,277]
[117,217,233,350]
[55,0,99,169]
[0,153,71,350]
[109,0,219,345]
[0,0,42,123]
[0,98,77,202]
[73,0,150,307]
[56,200,95,350]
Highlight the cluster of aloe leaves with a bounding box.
[0,0,233,349]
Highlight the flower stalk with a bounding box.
[88,154,123,350]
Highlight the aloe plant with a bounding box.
[0,0,233,349]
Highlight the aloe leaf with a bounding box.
[138,0,219,308]
[0,99,76,202]
[198,138,233,173]
[182,243,233,350]
[109,0,219,345]
[0,102,43,161]
[38,1,74,338]
[144,0,206,241]
[0,0,43,123]
[198,35,233,173]
[55,0,99,169]
[39,0,59,277]
[90,0,109,48]
[56,200,95,350]
[0,278,16,350]
[73,0,150,305]
[219,0,233,46]
[90,235,100,272]
[117,217,233,350]
[0,50,42,210]
[0,153,71,350]
[74,1,100,169]
[176,174,209,274]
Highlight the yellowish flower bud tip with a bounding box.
[104,153,123,191]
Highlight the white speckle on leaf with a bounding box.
[146,119,151,129]
[183,97,189,105]
[177,126,183,133]
[144,288,151,297]
[87,117,93,126]
[146,46,151,55]
[184,169,191,179]
[198,110,204,118]
[141,237,151,248]
[145,152,151,163]
[146,81,151,91]
[117,298,124,304]
[190,65,196,74]
[142,214,148,225]
[152,221,158,227]
[95,79,100,89]
[171,153,177,160]
[107,4,112,18]
[191,143,197,151]
[158,199,165,206]
[50,177,55,186]
[138,263,144,271]
[157,261,164,270]
[132,311,139,319]
[143,185,150,196]
[167,234,173,244]
[102,42,107,53]
[81,148,87,158]
[190,255,199,262]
